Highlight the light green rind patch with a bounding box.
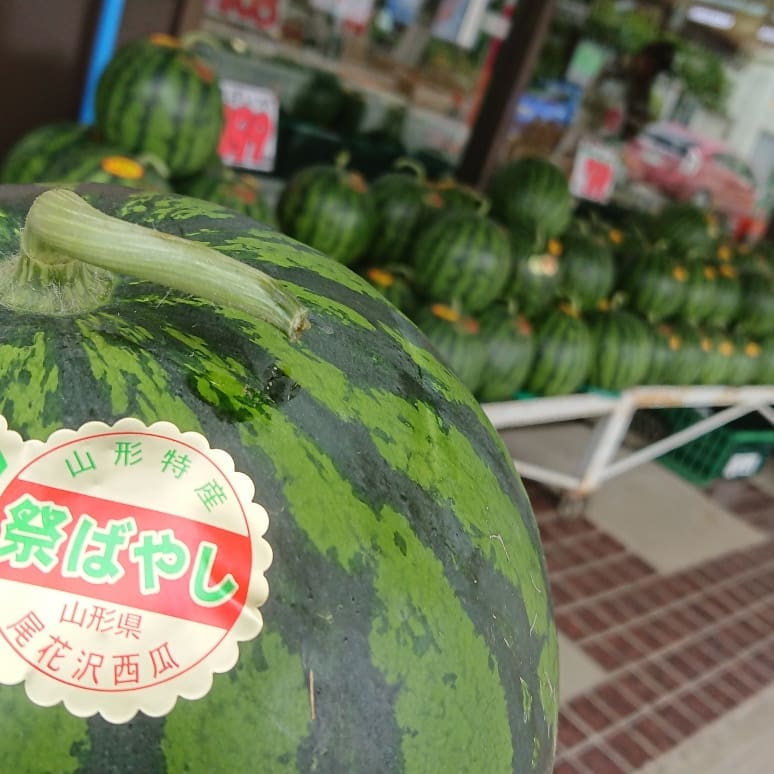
[75,317,201,424]
[162,631,310,773]
[0,331,60,436]
[115,193,239,225]
[370,504,513,772]
[217,234,388,302]
[0,684,89,773]
[538,624,560,736]
[238,416,514,771]
[248,322,551,638]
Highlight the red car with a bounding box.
[622,122,766,239]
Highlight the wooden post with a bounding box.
[456,0,558,189]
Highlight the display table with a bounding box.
[482,386,774,516]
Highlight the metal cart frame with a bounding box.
[482,386,774,517]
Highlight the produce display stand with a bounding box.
[482,385,774,517]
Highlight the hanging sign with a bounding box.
[570,140,619,204]
[217,80,280,173]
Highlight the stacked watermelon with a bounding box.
[0,34,273,220]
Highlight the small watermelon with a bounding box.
[757,338,774,385]
[367,160,443,265]
[475,303,535,402]
[277,160,376,266]
[41,147,172,192]
[0,123,98,184]
[506,223,564,317]
[486,156,573,239]
[711,262,742,328]
[525,305,593,396]
[682,262,720,325]
[430,177,486,213]
[411,209,511,313]
[652,202,719,261]
[175,163,276,226]
[587,308,653,391]
[736,272,774,338]
[697,329,737,385]
[620,248,688,323]
[646,322,704,385]
[724,335,764,386]
[558,229,615,312]
[0,183,557,772]
[413,304,487,393]
[360,265,417,314]
[95,35,224,177]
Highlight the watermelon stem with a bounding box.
[18,189,310,339]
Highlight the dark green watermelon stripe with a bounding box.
[125,53,176,163]
[78,304,537,770]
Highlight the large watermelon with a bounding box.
[0,184,557,772]
[486,156,573,239]
[0,123,97,184]
[95,35,224,178]
[277,161,376,266]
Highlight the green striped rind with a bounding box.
[653,202,718,260]
[645,322,704,385]
[736,272,774,337]
[41,147,172,192]
[367,171,440,264]
[588,309,653,391]
[486,156,572,239]
[559,231,614,311]
[175,165,276,226]
[724,334,763,386]
[712,262,742,327]
[360,266,417,315]
[412,306,487,394]
[697,329,736,385]
[0,123,96,184]
[621,248,688,322]
[506,223,563,317]
[277,165,376,266]
[757,337,774,385]
[430,178,483,214]
[412,211,511,313]
[0,184,557,773]
[475,304,535,402]
[95,37,224,177]
[683,262,719,325]
[525,309,593,396]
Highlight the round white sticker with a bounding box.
[0,416,271,723]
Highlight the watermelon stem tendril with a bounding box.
[18,189,310,340]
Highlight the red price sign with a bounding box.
[570,141,618,204]
[206,0,279,31]
[217,80,279,173]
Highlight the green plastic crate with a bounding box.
[644,408,774,487]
